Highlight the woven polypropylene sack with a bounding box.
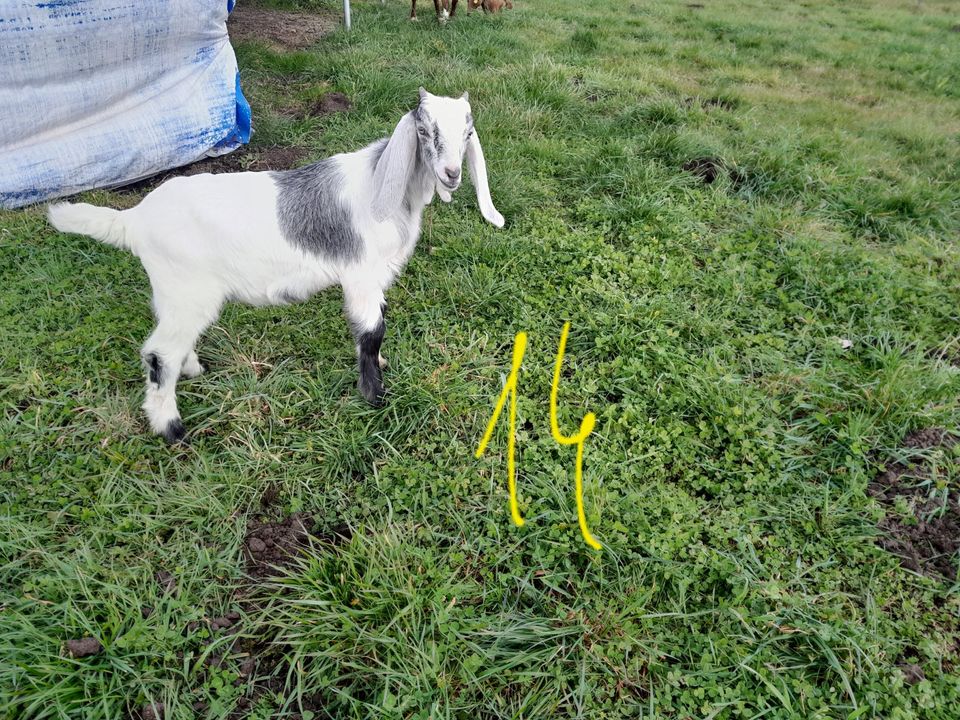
[0,0,251,208]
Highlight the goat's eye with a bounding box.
[418,127,429,136]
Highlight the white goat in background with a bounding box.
[48,88,504,443]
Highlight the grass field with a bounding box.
[2,0,960,717]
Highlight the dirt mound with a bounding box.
[135,511,348,716]
[244,511,352,578]
[869,428,959,580]
[682,157,725,185]
[224,512,350,718]
[309,92,353,116]
[140,702,164,720]
[279,91,354,120]
[701,96,736,110]
[682,156,748,189]
[65,637,102,658]
[227,4,337,51]
[155,569,177,595]
[899,663,925,686]
[683,96,740,112]
[244,512,317,579]
[901,427,950,450]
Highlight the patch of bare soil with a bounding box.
[113,146,310,195]
[224,510,351,718]
[137,476,356,716]
[227,3,337,51]
[681,156,748,189]
[279,91,354,120]
[140,702,164,720]
[682,157,725,185]
[703,97,732,109]
[137,499,350,717]
[155,569,177,595]
[869,428,959,580]
[309,91,353,116]
[682,95,738,111]
[899,662,925,686]
[244,512,318,579]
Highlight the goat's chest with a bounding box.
[372,214,421,273]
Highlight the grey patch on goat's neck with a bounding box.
[273,159,363,262]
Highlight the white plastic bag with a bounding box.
[0,0,250,208]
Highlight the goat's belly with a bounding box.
[223,260,337,307]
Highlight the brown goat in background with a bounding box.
[476,0,513,12]
[410,0,459,22]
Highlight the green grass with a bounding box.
[3,0,960,717]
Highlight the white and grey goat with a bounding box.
[48,88,504,443]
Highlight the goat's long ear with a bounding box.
[466,130,505,228]
[371,111,417,222]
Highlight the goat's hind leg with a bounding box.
[141,298,217,443]
[142,335,189,443]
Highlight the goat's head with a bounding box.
[413,87,473,196]
[372,88,504,227]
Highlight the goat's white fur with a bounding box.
[47,89,503,442]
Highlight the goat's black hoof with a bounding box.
[359,377,386,407]
[162,419,187,445]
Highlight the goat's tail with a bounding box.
[48,202,132,252]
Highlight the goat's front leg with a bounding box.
[343,284,387,407]
[410,0,418,20]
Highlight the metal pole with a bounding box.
[343,0,351,30]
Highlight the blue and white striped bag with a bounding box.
[0,0,251,208]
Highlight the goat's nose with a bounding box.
[444,166,461,182]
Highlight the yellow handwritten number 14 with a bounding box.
[475,322,601,550]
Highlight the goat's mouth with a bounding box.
[438,177,460,191]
